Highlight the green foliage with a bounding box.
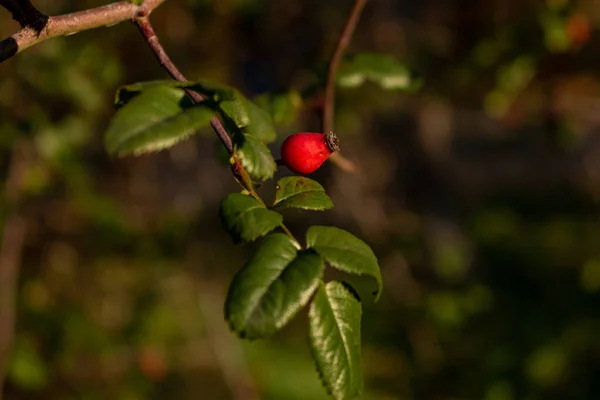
[309,281,363,400]
[6,1,600,399]
[219,193,283,244]
[238,98,277,143]
[273,177,334,210]
[7,5,397,398]
[105,71,382,395]
[114,79,277,142]
[232,133,277,181]
[114,80,192,107]
[254,90,303,126]
[306,226,382,301]
[217,171,380,399]
[225,234,324,339]
[337,53,421,91]
[110,79,279,180]
[215,94,252,131]
[190,80,277,143]
[7,338,49,391]
[105,85,214,156]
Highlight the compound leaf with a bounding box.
[226,234,324,339]
[220,193,282,244]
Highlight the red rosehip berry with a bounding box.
[280,131,341,174]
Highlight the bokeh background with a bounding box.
[2,0,600,399]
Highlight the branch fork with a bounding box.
[0,0,370,394]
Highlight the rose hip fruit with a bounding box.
[280,131,340,174]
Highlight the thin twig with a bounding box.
[322,0,368,173]
[0,0,167,62]
[133,15,301,247]
[134,15,234,153]
[0,143,29,399]
[323,0,368,134]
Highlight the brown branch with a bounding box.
[0,143,29,399]
[323,0,368,133]
[134,15,234,154]
[322,0,368,173]
[134,16,302,247]
[0,0,167,63]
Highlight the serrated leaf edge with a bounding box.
[309,281,362,400]
[273,178,333,210]
[115,128,196,157]
[220,196,283,243]
[307,226,383,302]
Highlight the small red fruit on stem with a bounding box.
[280,131,341,174]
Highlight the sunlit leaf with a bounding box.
[187,80,252,129]
[105,85,214,156]
[255,90,303,126]
[220,193,282,244]
[306,226,382,301]
[115,80,276,143]
[337,53,420,91]
[309,281,363,400]
[190,79,240,102]
[115,79,238,106]
[226,234,324,339]
[273,177,333,210]
[114,80,194,107]
[193,82,276,142]
[218,95,251,130]
[242,98,277,143]
[234,133,277,181]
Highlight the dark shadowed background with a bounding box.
[2,0,600,399]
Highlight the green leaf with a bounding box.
[218,94,251,129]
[226,234,324,339]
[190,80,240,102]
[234,133,277,181]
[115,79,238,106]
[115,80,277,142]
[254,90,303,126]
[105,85,214,156]
[186,80,251,129]
[309,281,363,400]
[114,80,194,107]
[220,193,283,244]
[273,177,333,210]
[337,53,420,92]
[242,99,277,143]
[306,226,382,301]
[191,81,276,142]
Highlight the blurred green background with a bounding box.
[2,0,600,399]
